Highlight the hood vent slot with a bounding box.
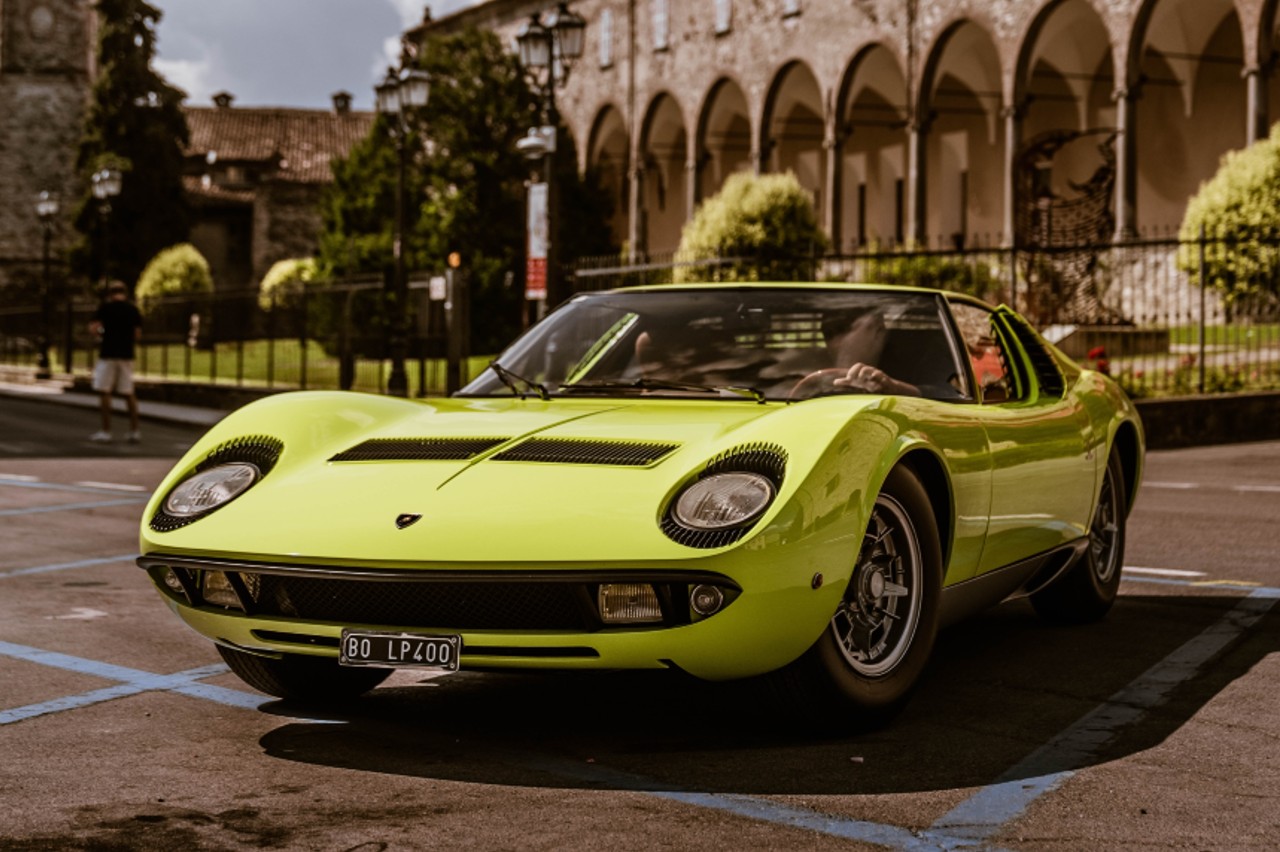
[493,438,678,466]
[329,437,509,462]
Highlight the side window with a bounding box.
[949,303,1018,403]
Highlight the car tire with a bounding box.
[1031,448,1126,623]
[216,645,392,703]
[773,465,943,729]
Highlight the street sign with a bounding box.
[526,182,548,300]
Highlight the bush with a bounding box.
[135,243,213,321]
[675,171,828,282]
[864,252,1005,303]
[1179,124,1280,304]
[258,257,320,311]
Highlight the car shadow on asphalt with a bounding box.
[255,593,1277,796]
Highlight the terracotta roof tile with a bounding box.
[183,106,375,184]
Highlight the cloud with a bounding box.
[155,53,217,104]
[386,0,425,27]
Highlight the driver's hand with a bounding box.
[834,362,891,392]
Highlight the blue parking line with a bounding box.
[0,497,148,517]
[0,479,147,496]
[0,554,138,579]
[924,588,1278,847]
[0,640,258,725]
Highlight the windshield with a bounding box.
[459,287,969,402]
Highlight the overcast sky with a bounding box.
[153,0,477,111]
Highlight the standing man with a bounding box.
[89,280,143,443]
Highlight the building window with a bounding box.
[782,0,800,17]
[653,0,669,50]
[715,0,732,34]
[599,9,613,67]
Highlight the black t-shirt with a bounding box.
[95,300,143,359]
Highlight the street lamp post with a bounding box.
[375,65,431,398]
[35,191,59,379]
[91,166,123,289]
[516,2,586,313]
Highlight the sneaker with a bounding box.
[89,430,112,443]
[127,430,142,444]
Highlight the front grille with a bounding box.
[493,438,678,466]
[244,574,586,630]
[329,437,509,462]
[139,556,741,632]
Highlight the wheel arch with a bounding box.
[895,447,954,572]
[1111,419,1143,515]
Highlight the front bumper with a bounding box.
[138,552,847,681]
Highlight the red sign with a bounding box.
[526,257,547,300]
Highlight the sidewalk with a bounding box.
[0,369,227,430]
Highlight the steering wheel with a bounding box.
[788,367,857,400]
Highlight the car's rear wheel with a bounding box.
[774,465,942,728]
[216,645,391,704]
[1031,448,1126,623]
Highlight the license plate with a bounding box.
[339,630,461,671]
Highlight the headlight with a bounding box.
[673,472,775,530]
[163,462,260,518]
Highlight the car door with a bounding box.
[948,301,1096,578]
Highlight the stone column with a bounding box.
[824,124,841,249]
[1112,86,1138,240]
[906,117,928,246]
[1245,65,1268,145]
[1001,104,1021,247]
[628,163,645,258]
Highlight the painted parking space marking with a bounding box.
[1233,484,1280,493]
[73,481,148,492]
[924,587,1278,848]
[0,473,39,483]
[1143,481,1198,490]
[0,477,150,496]
[0,496,148,517]
[0,554,137,579]
[1124,566,1206,578]
[0,574,1275,850]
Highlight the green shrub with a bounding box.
[1179,124,1280,304]
[675,171,828,282]
[135,243,213,316]
[258,257,320,311]
[864,252,1005,303]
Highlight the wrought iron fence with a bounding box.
[4,235,1280,400]
[0,278,479,397]
[570,234,1280,399]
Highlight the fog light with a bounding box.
[598,583,662,624]
[201,570,243,610]
[161,567,185,594]
[689,584,725,617]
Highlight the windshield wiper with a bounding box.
[560,378,766,403]
[489,361,551,401]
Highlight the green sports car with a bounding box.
[138,283,1143,725]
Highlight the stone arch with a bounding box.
[695,76,752,205]
[1130,0,1247,232]
[919,19,1005,246]
[586,104,630,250]
[1013,0,1119,241]
[760,60,826,213]
[835,43,909,248]
[638,92,689,254]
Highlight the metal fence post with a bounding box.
[1198,223,1207,394]
[299,284,309,390]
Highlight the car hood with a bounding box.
[142,391,884,565]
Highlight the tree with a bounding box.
[258,257,321,312]
[675,171,828,282]
[1179,124,1280,305]
[135,244,212,312]
[74,0,190,291]
[319,27,615,353]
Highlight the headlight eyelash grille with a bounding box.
[151,435,283,532]
[661,442,788,549]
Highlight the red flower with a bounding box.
[1087,346,1107,360]
[1095,358,1111,376]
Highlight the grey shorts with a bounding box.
[92,358,135,394]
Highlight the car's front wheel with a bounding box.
[775,465,942,728]
[216,645,392,704]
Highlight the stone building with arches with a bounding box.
[413,0,1280,256]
